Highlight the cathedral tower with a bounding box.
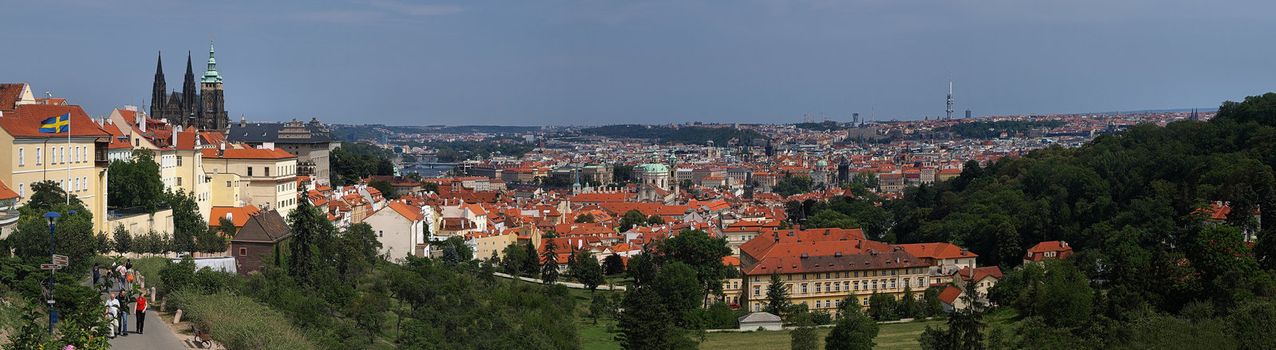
[182,51,198,125]
[150,52,166,119]
[199,42,229,131]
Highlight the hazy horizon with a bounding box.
[2,0,1272,125]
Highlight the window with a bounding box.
[81,147,86,163]
[35,148,42,165]
[853,281,859,291]
[177,156,183,166]
[239,248,247,256]
[801,284,808,294]
[18,148,24,166]
[754,286,760,295]
[18,183,24,197]
[853,271,859,278]
[265,167,270,177]
[248,167,253,176]
[815,283,821,293]
[176,177,182,186]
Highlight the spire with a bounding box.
[185,51,195,77]
[201,41,223,84]
[155,51,164,76]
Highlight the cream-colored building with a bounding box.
[201,147,299,218]
[467,231,517,261]
[364,201,427,262]
[0,102,111,234]
[107,108,214,219]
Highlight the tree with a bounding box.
[286,197,337,287]
[439,235,473,265]
[604,254,626,275]
[825,306,878,350]
[572,250,605,292]
[369,179,395,199]
[106,149,164,212]
[541,238,560,284]
[618,209,648,232]
[575,213,596,223]
[765,272,790,317]
[868,292,900,321]
[658,229,733,307]
[112,225,132,254]
[589,293,611,325]
[646,215,664,226]
[523,241,540,277]
[7,200,97,274]
[347,287,390,344]
[617,285,695,350]
[336,223,382,279]
[791,311,818,350]
[24,180,83,214]
[901,284,919,319]
[654,261,702,327]
[500,243,529,276]
[922,282,987,350]
[805,209,859,229]
[166,190,206,254]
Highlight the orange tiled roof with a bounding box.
[896,242,977,260]
[201,147,295,160]
[0,179,19,200]
[0,104,109,138]
[386,201,425,221]
[209,205,262,228]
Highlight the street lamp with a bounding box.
[43,211,60,335]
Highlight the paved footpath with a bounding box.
[107,308,189,349]
[86,270,197,349]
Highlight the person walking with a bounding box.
[105,292,120,338]
[117,292,130,336]
[92,263,100,286]
[134,292,148,334]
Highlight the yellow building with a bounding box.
[107,108,214,219]
[201,147,299,218]
[738,229,930,317]
[0,102,112,234]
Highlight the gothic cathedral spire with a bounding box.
[150,51,166,119]
[182,51,198,122]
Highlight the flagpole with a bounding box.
[66,113,71,206]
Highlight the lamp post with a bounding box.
[43,211,60,335]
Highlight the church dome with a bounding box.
[637,163,669,174]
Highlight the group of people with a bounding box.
[92,260,148,338]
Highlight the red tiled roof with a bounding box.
[201,147,295,160]
[896,242,977,260]
[938,285,962,305]
[0,104,109,138]
[0,179,18,200]
[209,205,262,228]
[1025,240,1073,262]
[0,83,25,111]
[386,201,424,221]
[957,266,1003,282]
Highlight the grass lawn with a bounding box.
[700,319,945,350]
[567,287,623,350]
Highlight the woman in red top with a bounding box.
[135,292,148,334]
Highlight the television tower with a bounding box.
[945,81,954,120]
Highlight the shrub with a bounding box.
[169,290,317,350]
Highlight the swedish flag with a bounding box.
[39,113,70,134]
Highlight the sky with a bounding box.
[3,0,1275,126]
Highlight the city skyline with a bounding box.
[3,0,1274,125]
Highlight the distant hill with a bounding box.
[579,125,766,145]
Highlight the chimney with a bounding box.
[240,116,246,128]
[172,127,179,146]
[139,114,146,132]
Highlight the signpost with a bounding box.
[40,263,61,270]
[52,254,68,267]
